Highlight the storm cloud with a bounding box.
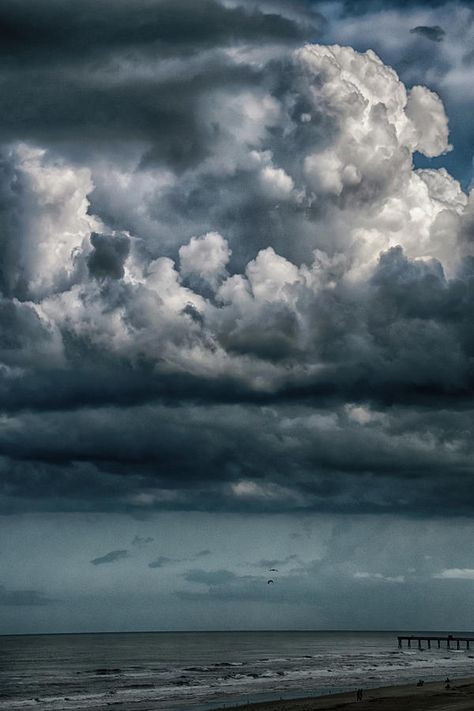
[90,550,129,565]
[0,0,473,526]
[410,24,446,41]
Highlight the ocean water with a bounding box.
[1,630,473,711]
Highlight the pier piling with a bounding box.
[397,635,474,651]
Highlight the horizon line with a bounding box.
[2,628,473,638]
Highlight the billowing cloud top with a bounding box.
[0,0,473,518]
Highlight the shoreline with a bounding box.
[209,677,474,711]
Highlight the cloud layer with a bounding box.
[0,1,473,518]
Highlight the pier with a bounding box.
[398,634,474,650]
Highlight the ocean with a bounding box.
[1,630,473,711]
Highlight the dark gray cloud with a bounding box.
[148,550,211,568]
[4,395,474,517]
[87,233,130,281]
[3,237,474,517]
[148,556,174,569]
[0,584,54,606]
[0,0,314,63]
[0,300,58,366]
[410,24,446,41]
[0,1,323,172]
[90,550,129,565]
[132,535,154,546]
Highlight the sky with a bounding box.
[1,0,474,634]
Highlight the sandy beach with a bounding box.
[212,678,474,711]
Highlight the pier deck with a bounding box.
[398,635,474,650]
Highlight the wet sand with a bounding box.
[211,677,474,711]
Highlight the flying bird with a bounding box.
[267,579,274,584]
[269,568,278,572]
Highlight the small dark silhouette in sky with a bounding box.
[410,24,445,42]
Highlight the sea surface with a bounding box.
[1,630,474,711]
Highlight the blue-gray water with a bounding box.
[1,631,473,711]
